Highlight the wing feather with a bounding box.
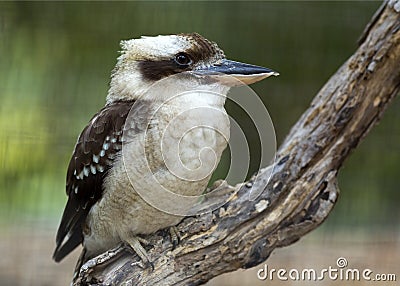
[53,100,135,262]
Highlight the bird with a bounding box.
[53,33,278,275]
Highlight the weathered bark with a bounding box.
[76,1,400,285]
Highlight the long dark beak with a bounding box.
[194,59,279,86]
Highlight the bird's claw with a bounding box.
[169,226,180,250]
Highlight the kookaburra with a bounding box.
[53,33,278,272]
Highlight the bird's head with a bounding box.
[107,33,278,104]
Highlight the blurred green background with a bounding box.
[0,1,398,286]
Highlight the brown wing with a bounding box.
[53,100,135,262]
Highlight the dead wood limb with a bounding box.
[78,1,400,285]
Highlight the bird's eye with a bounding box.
[174,53,192,66]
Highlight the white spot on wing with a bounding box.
[74,186,79,194]
[103,142,110,150]
[90,165,97,175]
[93,154,99,163]
[97,165,105,172]
[83,166,90,177]
[78,171,84,180]
[100,150,106,157]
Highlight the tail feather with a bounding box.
[53,228,83,262]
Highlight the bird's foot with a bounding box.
[125,235,154,270]
[169,226,180,250]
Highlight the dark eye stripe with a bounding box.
[138,59,191,81]
[138,34,225,81]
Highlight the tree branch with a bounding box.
[77,1,400,285]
